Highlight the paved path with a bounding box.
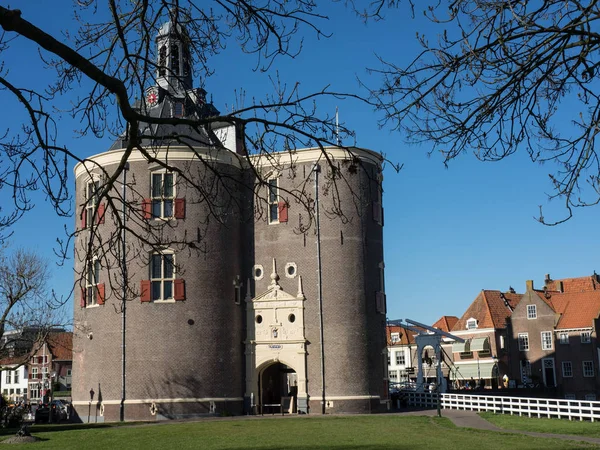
[401,408,600,446]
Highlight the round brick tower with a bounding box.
[72,14,387,422]
[71,15,249,422]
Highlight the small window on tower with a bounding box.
[159,45,167,77]
[171,43,180,75]
[174,102,184,118]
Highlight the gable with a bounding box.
[513,290,556,319]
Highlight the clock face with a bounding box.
[146,88,159,107]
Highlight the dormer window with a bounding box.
[466,318,478,330]
[391,332,400,344]
[174,102,184,118]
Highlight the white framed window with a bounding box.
[583,361,594,377]
[86,258,101,307]
[30,385,40,400]
[581,331,592,344]
[31,367,38,379]
[541,331,553,350]
[85,178,100,227]
[390,332,400,344]
[151,171,175,218]
[389,370,398,381]
[558,332,569,345]
[268,178,279,223]
[500,335,505,350]
[466,318,477,330]
[527,304,537,319]
[395,351,405,366]
[151,251,175,301]
[518,333,529,351]
[387,351,390,366]
[13,370,18,384]
[562,361,573,377]
[5,371,11,384]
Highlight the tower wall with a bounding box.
[72,148,247,421]
[250,147,387,414]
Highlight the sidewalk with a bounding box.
[400,408,600,446]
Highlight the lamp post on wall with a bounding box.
[49,372,56,423]
[313,163,326,415]
[120,162,129,422]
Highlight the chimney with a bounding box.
[544,273,552,285]
[526,280,534,291]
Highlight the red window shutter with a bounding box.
[376,291,386,314]
[373,201,382,224]
[142,199,152,219]
[97,203,106,224]
[80,288,86,308]
[97,283,105,305]
[81,209,87,229]
[174,198,186,219]
[278,201,288,223]
[140,280,151,302]
[174,279,185,301]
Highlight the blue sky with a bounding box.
[2,2,599,326]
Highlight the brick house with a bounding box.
[28,332,72,403]
[387,316,459,389]
[508,274,600,399]
[386,324,418,386]
[450,290,521,388]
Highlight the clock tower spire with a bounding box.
[156,8,193,95]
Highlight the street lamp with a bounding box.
[48,372,56,423]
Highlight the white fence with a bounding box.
[406,392,600,422]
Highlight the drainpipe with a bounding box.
[120,162,129,422]
[314,163,325,415]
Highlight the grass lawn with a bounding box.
[0,415,597,449]
[481,411,600,438]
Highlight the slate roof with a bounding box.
[108,93,220,151]
[452,290,522,331]
[534,275,600,329]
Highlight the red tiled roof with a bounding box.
[0,355,29,366]
[545,275,600,293]
[386,325,417,346]
[432,316,459,333]
[530,275,600,329]
[47,332,72,361]
[452,290,521,331]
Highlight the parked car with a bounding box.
[34,400,70,423]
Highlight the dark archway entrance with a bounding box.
[259,363,297,414]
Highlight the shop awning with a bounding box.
[470,337,489,352]
[450,362,498,380]
[452,341,470,353]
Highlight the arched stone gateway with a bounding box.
[259,362,298,414]
[245,260,308,413]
